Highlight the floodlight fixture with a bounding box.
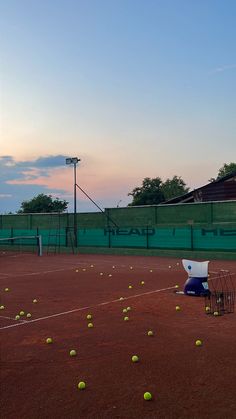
[66,157,81,165]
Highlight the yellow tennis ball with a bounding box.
[19,311,25,316]
[147,330,154,336]
[123,308,127,313]
[33,299,38,303]
[0,305,5,310]
[213,311,219,316]
[130,266,133,269]
[70,349,77,356]
[126,307,131,311]
[144,392,152,401]
[124,316,129,321]
[88,322,93,328]
[78,381,86,390]
[175,306,180,311]
[112,265,115,269]
[4,288,9,292]
[205,306,211,313]
[46,337,53,344]
[119,297,124,301]
[131,355,139,362]
[87,314,92,320]
[75,269,79,272]
[168,265,172,269]
[108,274,112,277]
[141,281,145,285]
[100,272,104,276]
[149,269,153,272]
[90,265,94,268]
[15,315,20,320]
[195,339,202,346]
[175,285,179,289]
[26,313,32,318]
[128,285,132,289]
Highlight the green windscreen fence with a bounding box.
[0,226,235,252]
[0,201,236,252]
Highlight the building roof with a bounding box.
[163,170,236,204]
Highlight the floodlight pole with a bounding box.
[66,157,81,248]
[73,161,77,247]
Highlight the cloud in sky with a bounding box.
[209,64,236,74]
[0,154,134,213]
[0,155,72,213]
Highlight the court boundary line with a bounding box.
[0,285,175,331]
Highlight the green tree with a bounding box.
[128,177,164,206]
[209,162,236,182]
[161,176,189,201]
[18,193,68,213]
[128,176,189,206]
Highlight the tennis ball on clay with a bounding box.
[123,308,127,313]
[131,355,139,363]
[0,305,5,310]
[46,337,53,344]
[19,311,25,316]
[175,285,179,289]
[75,269,79,272]
[176,262,180,266]
[205,306,211,313]
[119,297,124,301]
[126,307,131,311]
[128,285,133,289]
[82,268,86,271]
[88,322,93,328]
[86,314,92,320]
[15,315,20,320]
[4,288,9,292]
[130,266,133,270]
[168,265,172,269]
[100,272,104,276]
[112,265,115,269]
[175,306,180,311]
[124,316,129,321]
[78,381,86,390]
[108,274,112,277]
[195,339,202,347]
[90,264,94,268]
[141,281,145,285]
[26,313,32,318]
[33,299,38,303]
[213,311,219,316]
[149,269,153,272]
[144,392,152,401]
[147,330,154,336]
[70,349,77,356]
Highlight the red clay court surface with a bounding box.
[0,253,236,419]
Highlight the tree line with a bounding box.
[15,162,236,213]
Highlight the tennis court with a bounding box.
[0,253,236,419]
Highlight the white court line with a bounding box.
[1,266,80,279]
[0,315,26,322]
[0,285,175,331]
[1,263,180,279]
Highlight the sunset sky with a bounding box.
[1,0,236,213]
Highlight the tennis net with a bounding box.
[0,235,42,256]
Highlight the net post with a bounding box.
[37,235,43,256]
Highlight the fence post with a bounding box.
[146,226,149,249]
[190,225,193,250]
